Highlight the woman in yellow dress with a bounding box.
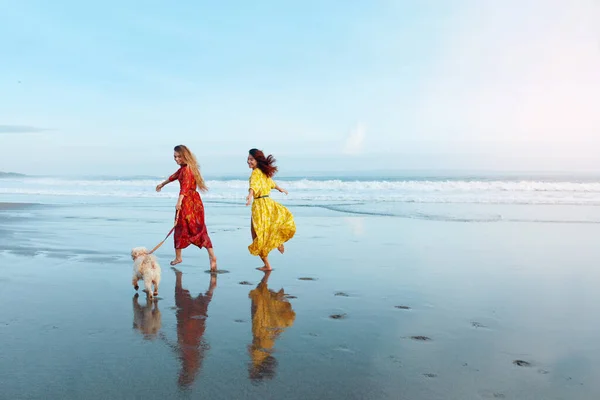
[245,148,296,271]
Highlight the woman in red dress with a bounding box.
[156,145,217,270]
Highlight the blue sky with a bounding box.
[1,0,599,176]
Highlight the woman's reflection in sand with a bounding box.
[248,270,296,382]
[132,294,162,340]
[162,267,216,389]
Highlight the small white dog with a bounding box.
[131,247,161,298]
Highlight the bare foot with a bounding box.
[277,244,285,254]
[170,258,182,266]
[259,256,271,271]
[210,257,217,271]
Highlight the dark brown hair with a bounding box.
[249,148,278,178]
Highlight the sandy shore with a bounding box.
[1,199,600,399]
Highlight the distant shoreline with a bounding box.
[2,170,600,182]
[0,171,26,177]
[0,202,37,210]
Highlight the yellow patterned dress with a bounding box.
[248,168,296,257]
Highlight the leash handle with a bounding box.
[148,210,180,255]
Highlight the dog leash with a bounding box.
[148,210,180,255]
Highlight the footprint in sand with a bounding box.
[234,319,246,323]
[410,336,432,341]
[204,269,230,274]
[395,305,411,310]
[423,373,437,378]
[471,321,488,328]
[334,292,349,297]
[238,281,253,285]
[284,294,297,299]
[513,360,532,367]
[537,369,549,374]
[329,313,347,320]
[299,277,317,281]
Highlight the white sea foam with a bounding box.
[4,177,600,190]
[2,176,600,205]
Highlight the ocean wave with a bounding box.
[2,187,600,206]
[3,176,600,206]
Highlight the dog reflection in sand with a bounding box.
[132,294,162,340]
[161,267,216,389]
[248,271,296,382]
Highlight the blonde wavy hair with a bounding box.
[174,145,208,192]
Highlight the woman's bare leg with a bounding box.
[257,255,272,271]
[207,248,217,271]
[170,249,182,266]
[251,219,272,270]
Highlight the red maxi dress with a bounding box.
[168,165,213,250]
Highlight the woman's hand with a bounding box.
[278,187,288,195]
[245,194,252,206]
[176,201,182,211]
[156,183,163,192]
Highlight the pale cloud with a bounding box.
[413,0,600,156]
[342,123,366,155]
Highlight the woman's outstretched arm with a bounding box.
[156,170,180,192]
[246,188,255,206]
[273,182,288,195]
[156,179,170,192]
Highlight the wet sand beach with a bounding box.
[1,199,600,399]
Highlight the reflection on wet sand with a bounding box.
[248,271,296,382]
[132,293,161,340]
[162,268,216,389]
